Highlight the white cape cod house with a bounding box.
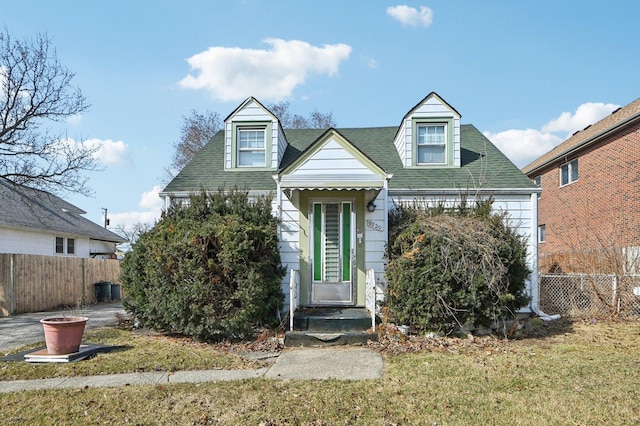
[161,93,542,330]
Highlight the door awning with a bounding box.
[278,174,386,191]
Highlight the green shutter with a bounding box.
[313,203,322,281]
[342,202,351,281]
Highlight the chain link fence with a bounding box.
[540,273,640,318]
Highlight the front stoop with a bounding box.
[285,308,378,347]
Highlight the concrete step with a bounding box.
[292,307,374,333]
[284,331,378,347]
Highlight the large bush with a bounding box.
[385,200,530,333]
[120,188,285,341]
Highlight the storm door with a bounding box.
[310,201,354,305]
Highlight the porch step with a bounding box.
[292,307,374,332]
[284,331,378,347]
[286,307,378,347]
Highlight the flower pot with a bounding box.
[40,316,88,355]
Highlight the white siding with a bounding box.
[273,193,300,308]
[277,125,288,164]
[364,188,389,300]
[394,121,408,165]
[289,139,379,177]
[0,227,93,257]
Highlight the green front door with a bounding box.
[311,201,354,305]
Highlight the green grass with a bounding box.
[1,319,639,425]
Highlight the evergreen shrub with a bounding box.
[385,199,531,334]
[120,188,285,341]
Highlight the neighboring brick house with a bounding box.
[522,97,640,274]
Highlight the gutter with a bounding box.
[531,306,561,322]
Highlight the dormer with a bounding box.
[223,97,288,170]
[393,92,461,168]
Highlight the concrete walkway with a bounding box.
[0,304,384,393]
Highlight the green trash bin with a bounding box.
[95,282,111,302]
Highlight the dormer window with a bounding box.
[237,127,266,167]
[417,123,447,164]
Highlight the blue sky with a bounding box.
[3,1,639,235]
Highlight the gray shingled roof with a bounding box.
[523,97,640,175]
[0,179,127,243]
[163,124,535,194]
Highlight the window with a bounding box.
[416,124,446,164]
[55,237,64,254]
[538,225,546,243]
[534,175,541,198]
[55,236,75,255]
[237,127,266,167]
[67,238,75,254]
[560,159,579,186]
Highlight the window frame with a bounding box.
[534,175,541,198]
[538,224,546,243]
[67,238,75,255]
[559,159,579,186]
[411,117,454,167]
[55,237,64,254]
[231,121,273,169]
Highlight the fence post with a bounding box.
[9,254,16,315]
[612,275,618,313]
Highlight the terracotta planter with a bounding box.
[40,316,88,355]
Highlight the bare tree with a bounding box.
[114,222,153,246]
[268,101,336,129]
[0,29,97,195]
[161,110,222,184]
[162,103,336,183]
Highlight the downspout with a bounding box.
[529,192,560,321]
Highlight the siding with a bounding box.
[0,228,96,258]
[290,139,379,177]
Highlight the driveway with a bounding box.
[0,303,126,354]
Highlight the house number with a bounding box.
[366,219,383,232]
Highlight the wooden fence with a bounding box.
[0,254,121,316]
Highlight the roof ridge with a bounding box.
[523,97,640,173]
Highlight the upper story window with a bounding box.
[560,159,579,186]
[534,175,541,198]
[416,124,447,164]
[237,127,266,167]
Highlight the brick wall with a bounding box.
[532,120,640,273]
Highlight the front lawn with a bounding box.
[1,319,639,425]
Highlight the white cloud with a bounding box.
[485,101,620,168]
[541,102,619,134]
[60,138,132,167]
[139,185,164,210]
[86,138,132,167]
[179,38,352,102]
[484,129,562,168]
[109,185,163,234]
[66,114,83,125]
[387,5,434,27]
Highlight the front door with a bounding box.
[310,201,354,305]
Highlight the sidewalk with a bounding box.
[0,305,384,393]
